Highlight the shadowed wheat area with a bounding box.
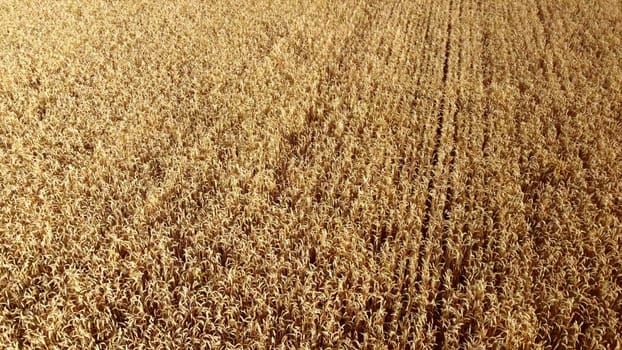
[1,0,621,348]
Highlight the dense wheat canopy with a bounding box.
[1,0,621,348]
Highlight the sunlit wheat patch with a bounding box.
[0,0,621,348]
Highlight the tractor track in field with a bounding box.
[479,0,494,245]
[434,0,465,346]
[414,0,460,347]
[395,1,438,344]
[419,0,453,265]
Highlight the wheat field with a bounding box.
[1,0,621,348]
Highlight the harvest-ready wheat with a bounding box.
[0,0,621,348]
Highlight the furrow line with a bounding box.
[432,0,465,345]
[410,0,437,183]
[416,0,455,347]
[397,1,439,345]
[432,0,467,347]
[419,0,453,257]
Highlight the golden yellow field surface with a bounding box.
[1,0,621,348]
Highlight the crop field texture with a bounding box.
[1,0,621,348]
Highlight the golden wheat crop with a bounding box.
[1,0,621,348]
